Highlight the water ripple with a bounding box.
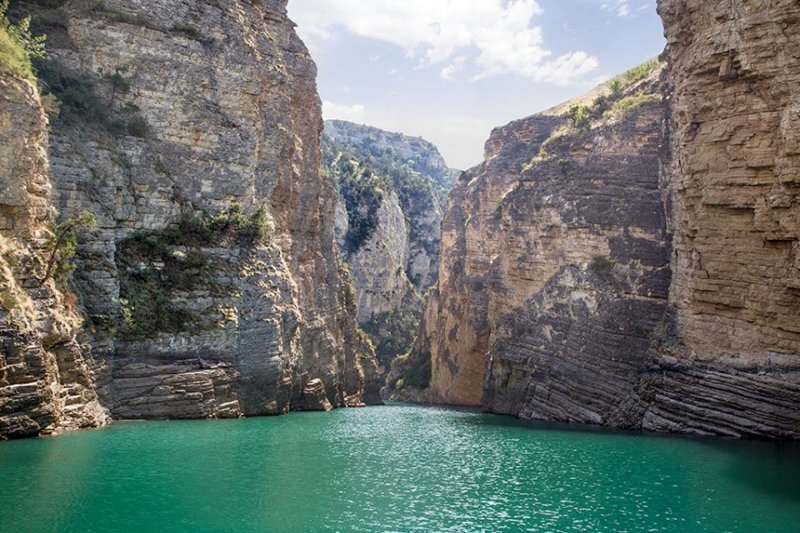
[0,403,798,532]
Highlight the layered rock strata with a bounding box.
[0,76,108,438]
[403,69,672,415]
[25,0,380,422]
[649,0,800,436]
[408,5,800,438]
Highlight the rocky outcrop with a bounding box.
[648,0,800,437]
[324,120,453,370]
[399,65,672,412]
[0,76,108,438]
[3,0,381,423]
[338,190,413,325]
[406,7,800,438]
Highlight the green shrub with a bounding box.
[0,0,46,83]
[589,255,614,271]
[566,105,591,130]
[362,307,421,368]
[126,203,272,262]
[175,202,272,247]
[615,58,659,88]
[118,263,194,337]
[608,90,661,119]
[561,58,660,131]
[38,210,97,286]
[34,57,107,123]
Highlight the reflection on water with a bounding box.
[0,403,798,532]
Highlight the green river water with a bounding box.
[0,403,798,532]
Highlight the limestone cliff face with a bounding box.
[337,190,414,325]
[324,120,450,370]
[404,68,672,415]
[0,76,108,438]
[32,0,380,419]
[648,0,800,436]
[325,120,450,292]
[407,0,800,438]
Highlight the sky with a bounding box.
[287,0,666,170]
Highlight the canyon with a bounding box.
[1,0,380,438]
[323,119,455,372]
[395,0,800,438]
[1,0,798,441]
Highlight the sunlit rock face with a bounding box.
[410,0,800,439]
[411,67,672,420]
[324,120,452,373]
[34,0,380,419]
[0,77,108,438]
[645,0,800,437]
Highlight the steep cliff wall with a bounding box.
[404,0,800,438]
[323,120,452,370]
[0,75,107,438]
[647,0,800,436]
[14,0,381,420]
[396,65,672,414]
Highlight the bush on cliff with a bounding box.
[0,0,46,83]
[37,210,97,286]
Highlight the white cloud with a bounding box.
[322,101,366,123]
[602,1,632,17]
[441,56,467,81]
[290,0,597,85]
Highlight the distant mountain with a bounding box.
[322,120,458,372]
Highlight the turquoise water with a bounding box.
[1,403,799,532]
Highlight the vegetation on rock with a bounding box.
[0,0,46,83]
[323,121,455,254]
[361,308,421,369]
[117,203,271,337]
[38,210,97,286]
[563,58,661,131]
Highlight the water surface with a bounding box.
[1,403,798,532]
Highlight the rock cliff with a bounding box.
[404,0,800,439]
[0,0,380,434]
[323,120,454,370]
[393,62,673,413]
[648,0,800,436]
[0,75,108,438]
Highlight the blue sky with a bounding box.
[288,0,666,170]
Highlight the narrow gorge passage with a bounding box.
[0,0,798,529]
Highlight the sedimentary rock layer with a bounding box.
[0,77,108,438]
[36,0,379,420]
[410,0,800,438]
[648,0,800,437]
[410,70,672,416]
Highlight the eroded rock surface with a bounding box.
[646,0,800,437]
[323,120,453,372]
[27,0,380,420]
[406,4,800,437]
[0,77,108,438]
[400,67,671,416]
